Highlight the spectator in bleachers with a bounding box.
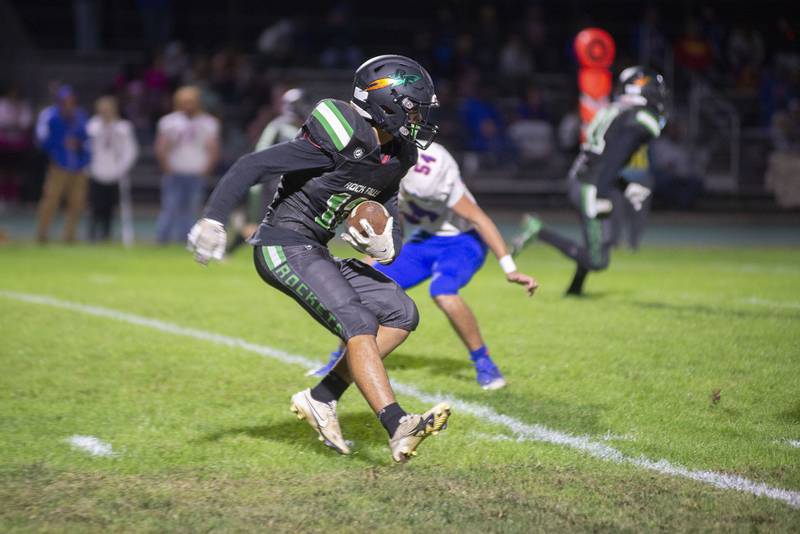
[459,74,512,162]
[674,18,714,76]
[499,35,533,80]
[154,86,220,244]
[0,85,33,210]
[143,52,171,119]
[35,85,90,243]
[163,41,189,87]
[520,4,552,71]
[86,96,138,242]
[115,62,151,143]
[766,98,800,207]
[728,23,765,90]
[182,55,222,117]
[256,18,296,68]
[516,85,550,123]
[509,85,555,164]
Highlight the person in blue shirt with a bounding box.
[35,85,90,243]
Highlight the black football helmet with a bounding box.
[351,55,439,149]
[281,87,313,122]
[617,66,668,118]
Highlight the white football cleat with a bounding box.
[389,402,451,463]
[290,389,350,455]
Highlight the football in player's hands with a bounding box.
[346,201,388,237]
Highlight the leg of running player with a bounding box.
[339,258,449,460]
[326,325,409,380]
[565,211,613,295]
[433,295,483,350]
[427,233,505,389]
[265,251,446,461]
[255,246,409,454]
[310,240,434,377]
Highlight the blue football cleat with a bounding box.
[306,349,343,377]
[473,356,507,390]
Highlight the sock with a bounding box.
[566,265,589,296]
[469,345,490,362]
[309,371,350,404]
[378,402,407,436]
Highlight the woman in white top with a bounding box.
[86,96,138,241]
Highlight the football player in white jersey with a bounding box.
[312,142,538,390]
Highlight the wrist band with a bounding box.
[499,255,517,274]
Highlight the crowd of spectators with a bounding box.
[85,3,800,205]
[55,3,800,170]
[2,1,799,240]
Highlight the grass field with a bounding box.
[1,239,799,531]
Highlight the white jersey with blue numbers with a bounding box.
[398,142,474,237]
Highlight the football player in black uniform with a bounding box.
[512,66,668,296]
[226,87,313,255]
[187,55,450,462]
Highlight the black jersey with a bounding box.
[569,102,663,197]
[205,98,417,252]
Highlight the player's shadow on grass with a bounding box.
[632,300,800,320]
[384,352,466,376]
[778,402,800,423]
[199,413,389,465]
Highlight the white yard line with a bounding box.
[740,297,800,310]
[66,435,115,457]
[2,289,799,509]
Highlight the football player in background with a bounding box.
[311,142,538,390]
[187,55,450,462]
[512,67,667,296]
[227,88,312,254]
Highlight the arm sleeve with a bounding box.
[204,136,334,223]
[444,161,467,208]
[383,193,404,262]
[41,115,59,157]
[594,124,652,192]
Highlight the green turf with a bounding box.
[1,243,799,532]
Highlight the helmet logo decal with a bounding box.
[365,69,422,91]
[633,76,651,87]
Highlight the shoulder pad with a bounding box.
[304,99,376,158]
[633,108,662,138]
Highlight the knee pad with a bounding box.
[381,287,419,332]
[336,302,380,341]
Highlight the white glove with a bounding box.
[624,182,651,211]
[187,218,226,265]
[341,216,396,264]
